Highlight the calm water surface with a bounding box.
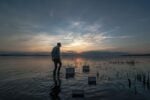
[0,56,150,100]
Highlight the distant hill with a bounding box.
[0,51,50,56]
[122,54,150,57]
[78,51,129,58]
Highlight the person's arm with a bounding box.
[58,47,61,60]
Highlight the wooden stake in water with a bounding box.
[134,86,137,95]
[143,73,146,86]
[97,72,99,78]
[88,76,96,85]
[147,72,149,89]
[128,78,131,88]
[137,73,142,82]
[142,73,147,89]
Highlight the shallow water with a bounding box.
[0,56,150,100]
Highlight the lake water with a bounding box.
[0,56,150,100]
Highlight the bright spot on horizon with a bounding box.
[63,39,91,53]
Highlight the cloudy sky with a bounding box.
[0,0,150,53]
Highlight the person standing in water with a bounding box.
[51,42,62,74]
[50,43,62,99]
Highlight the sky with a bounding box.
[0,0,150,53]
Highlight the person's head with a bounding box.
[57,42,61,47]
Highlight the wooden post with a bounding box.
[88,76,96,85]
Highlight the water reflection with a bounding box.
[74,57,84,67]
[49,72,61,100]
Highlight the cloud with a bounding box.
[68,20,102,33]
[0,18,132,52]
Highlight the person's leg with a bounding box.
[53,60,58,75]
[57,60,62,73]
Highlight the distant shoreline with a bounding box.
[0,51,150,57]
[0,54,150,57]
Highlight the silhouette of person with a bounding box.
[50,72,61,100]
[51,42,62,75]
